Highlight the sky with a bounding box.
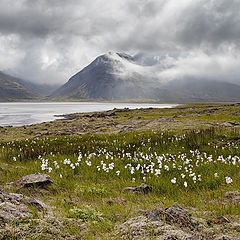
[0,0,240,85]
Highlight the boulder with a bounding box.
[224,191,240,202]
[222,121,240,127]
[116,205,205,240]
[123,183,152,194]
[14,172,54,188]
[145,205,194,230]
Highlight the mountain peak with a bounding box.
[95,52,134,64]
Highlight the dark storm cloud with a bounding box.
[0,0,240,84]
[0,0,83,38]
[176,0,240,49]
[115,0,240,52]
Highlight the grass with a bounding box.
[1,103,240,239]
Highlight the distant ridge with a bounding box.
[0,72,36,101]
[0,72,58,97]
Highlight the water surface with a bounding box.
[0,102,178,127]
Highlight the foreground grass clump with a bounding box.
[1,126,240,238]
[69,206,106,223]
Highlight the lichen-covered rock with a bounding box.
[215,236,240,240]
[0,190,46,223]
[146,205,194,229]
[0,190,85,240]
[116,215,205,240]
[14,172,54,188]
[116,205,206,240]
[224,191,240,202]
[116,204,240,239]
[222,121,240,127]
[0,202,31,222]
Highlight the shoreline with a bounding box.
[0,102,179,127]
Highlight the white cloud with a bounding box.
[0,0,239,85]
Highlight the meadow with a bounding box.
[1,103,240,239]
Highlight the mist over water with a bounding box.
[0,102,178,127]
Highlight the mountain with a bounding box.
[52,52,240,102]
[0,72,58,97]
[51,52,165,100]
[0,72,36,101]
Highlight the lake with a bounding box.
[0,102,178,127]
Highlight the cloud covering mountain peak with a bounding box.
[0,0,240,85]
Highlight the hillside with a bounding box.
[163,79,240,102]
[0,74,36,101]
[0,71,58,97]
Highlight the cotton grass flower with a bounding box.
[171,177,176,184]
[225,176,233,184]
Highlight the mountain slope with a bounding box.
[0,72,58,97]
[163,79,240,102]
[0,74,35,101]
[52,52,240,102]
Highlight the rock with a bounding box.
[213,216,230,224]
[113,108,130,113]
[39,130,49,135]
[123,183,152,194]
[232,222,240,232]
[145,205,194,230]
[14,172,54,188]
[222,121,240,127]
[0,190,46,223]
[216,236,239,240]
[0,202,31,222]
[224,191,240,202]
[105,197,127,206]
[26,197,46,211]
[91,111,116,118]
[116,205,206,240]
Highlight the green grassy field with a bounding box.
[1,103,240,239]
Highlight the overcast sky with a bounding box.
[0,0,240,85]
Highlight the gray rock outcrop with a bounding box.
[0,190,46,223]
